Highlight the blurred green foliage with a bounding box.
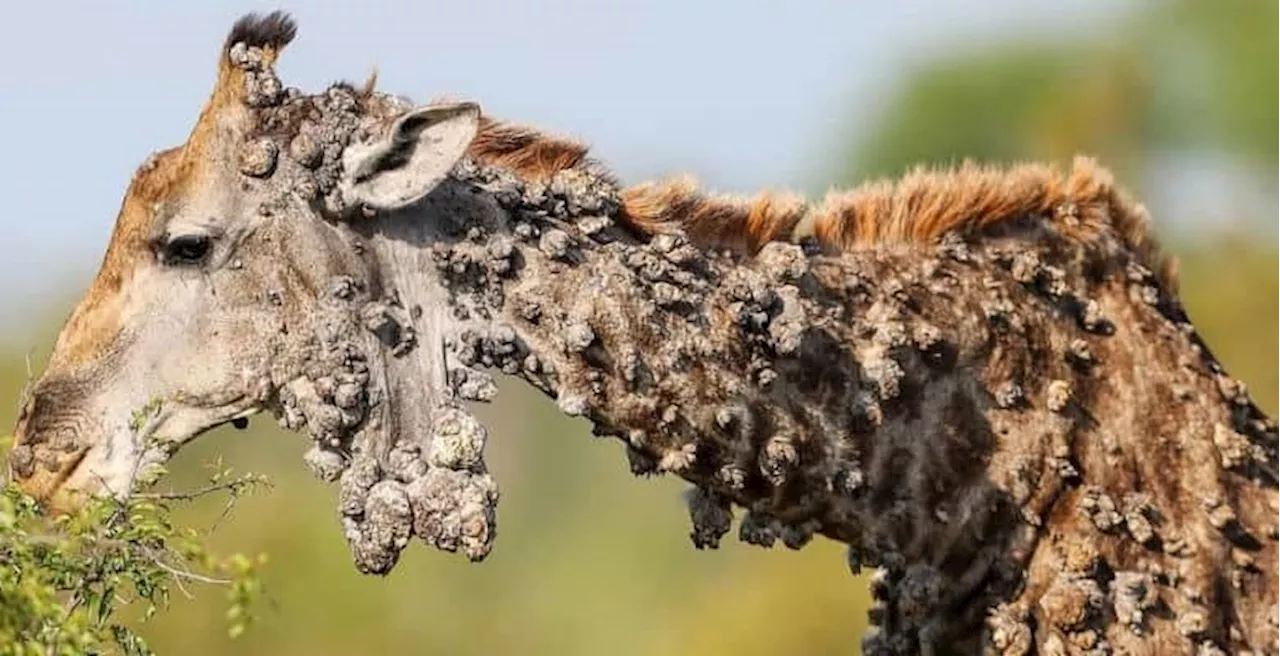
[0,0,1274,653]
[848,0,1277,193]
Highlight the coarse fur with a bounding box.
[225,9,298,52]
[467,124,1178,295]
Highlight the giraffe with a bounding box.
[9,11,1276,655]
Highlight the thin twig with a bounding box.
[151,560,231,586]
[44,593,83,656]
[208,495,241,533]
[135,478,263,502]
[138,546,231,587]
[18,346,36,407]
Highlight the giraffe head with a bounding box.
[9,12,484,512]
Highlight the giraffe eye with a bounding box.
[159,234,212,266]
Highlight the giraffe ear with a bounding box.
[340,102,482,212]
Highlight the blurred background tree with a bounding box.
[0,0,1273,654]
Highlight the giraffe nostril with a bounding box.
[16,376,91,443]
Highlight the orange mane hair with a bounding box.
[466,117,594,182]
[799,157,1175,291]
[464,121,1176,292]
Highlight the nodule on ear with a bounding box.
[339,101,481,211]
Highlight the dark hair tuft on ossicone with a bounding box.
[224,10,297,53]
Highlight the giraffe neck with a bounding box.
[431,158,1277,651]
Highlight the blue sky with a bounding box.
[0,0,1130,338]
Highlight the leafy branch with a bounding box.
[0,435,271,656]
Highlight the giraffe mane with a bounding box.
[620,158,1177,292]
[800,157,1175,289]
[463,120,1176,293]
[466,117,598,183]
